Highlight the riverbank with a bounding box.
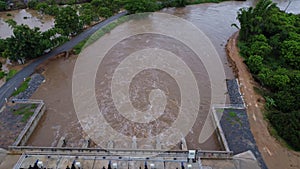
[221,79,267,169]
[226,31,300,169]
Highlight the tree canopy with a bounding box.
[1,20,67,62]
[237,0,300,150]
[55,6,82,36]
[123,0,158,14]
[2,20,47,61]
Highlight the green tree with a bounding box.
[237,0,277,41]
[3,20,47,61]
[27,0,39,9]
[91,0,121,13]
[268,111,300,151]
[268,68,290,90]
[174,0,188,7]
[160,0,188,7]
[246,55,264,74]
[42,28,68,49]
[124,0,158,14]
[281,40,300,69]
[0,39,5,54]
[98,7,113,18]
[44,5,60,16]
[36,2,48,13]
[0,0,6,11]
[274,90,295,112]
[91,0,102,6]
[249,41,272,58]
[66,0,76,5]
[258,67,272,86]
[79,3,98,25]
[55,6,82,36]
[237,0,300,151]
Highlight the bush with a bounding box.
[44,5,59,16]
[73,39,88,55]
[28,0,39,9]
[0,71,5,79]
[268,111,300,151]
[12,78,30,96]
[0,39,5,53]
[273,90,295,112]
[55,6,82,36]
[0,0,6,11]
[124,0,158,14]
[6,69,17,81]
[246,55,263,74]
[98,7,113,18]
[36,2,48,12]
[3,22,48,61]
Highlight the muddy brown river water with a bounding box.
[26,0,299,150]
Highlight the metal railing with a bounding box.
[212,104,245,110]
[12,99,44,104]
[9,146,233,159]
[12,152,25,169]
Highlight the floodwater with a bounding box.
[0,9,54,39]
[27,0,299,149]
[28,56,84,147]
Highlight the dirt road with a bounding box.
[226,32,300,169]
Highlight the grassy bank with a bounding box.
[73,15,130,54]
[13,104,37,122]
[12,78,31,96]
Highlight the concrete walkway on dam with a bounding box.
[0,151,260,169]
[1,150,261,169]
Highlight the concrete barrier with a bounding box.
[8,146,233,159]
[11,99,45,146]
[211,105,232,152]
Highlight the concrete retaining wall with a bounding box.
[211,105,232,152]
[12,99,46,146]
[9,146,233,159]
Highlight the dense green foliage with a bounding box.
[73,39,88,55]
[28,0,38,9]
[1,19,67,62]
[35,2,60,16]
[160,0,188,7]
[5,69,17,81]
[237,0,300,150]
[0,0,6,11]
[2,19,64,62]
[79,3,97,25]
[55,6,82,36]
[12,78,30,96]
[123,0,158,13]
[0,71,5,79]
[13,104,37,122]
[3,20,48,61]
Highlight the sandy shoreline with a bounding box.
[226,31,300,169]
